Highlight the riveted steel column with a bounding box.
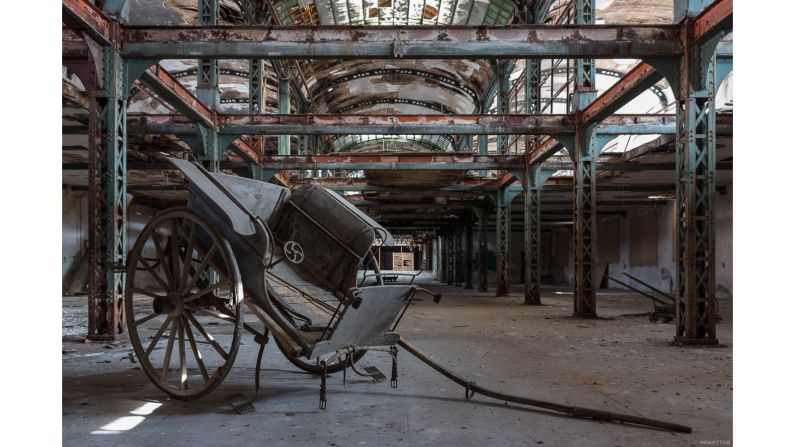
[87,45,127,340]
[446,230,455,286]
[673,18,720,345]
[477,205,489,292]
[478,101,489,177]
[495,60,510,155]
[573,0,597,111]
[572,126,597,317]
[496,188,512,296]
[454,225,464,286]
[278,67,291,155]
[197,0,218,109]
[249,59,266,114]
[465,211,474,289]
[524,164,545,305]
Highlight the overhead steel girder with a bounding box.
[62,0,117,47]
[120,25,683,60]
[257,154,524,171]
[216,114,576,135]
[138,66,214,128]
[116,113,732,136]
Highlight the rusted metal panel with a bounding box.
[120,25,683,59]
[140,65,215,127]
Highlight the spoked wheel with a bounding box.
[273,336,365,374]
[125,207,244,400]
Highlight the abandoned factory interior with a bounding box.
[1,0,774,444]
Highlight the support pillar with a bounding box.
[496,187,520,296]
[464,211,474,290]
[197,0,219,109]
[87,44,127,340]
[572,126,597,317]
[454,225,464,286]
[478,101,489,177]
[672,2,721,345]
[278,67,291,155]
[477,204,489,292]
[494,60,510,155]
[446,231,455,286]
[524,164,552,305]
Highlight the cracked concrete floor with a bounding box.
[63,283,732,446]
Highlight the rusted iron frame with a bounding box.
[62,0,118,47]
[691,0,733,43]
[579,62,663,126]
[118,25,683,60]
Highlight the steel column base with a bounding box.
[86,333,126,342]
[572,311,598,319]
[673,337,719,346]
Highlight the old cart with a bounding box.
[125,155,692,433]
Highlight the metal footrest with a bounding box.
[227,393,255,414]
[362,365,386,383]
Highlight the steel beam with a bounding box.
[580,62,663,125]
[116,113,731,136]
[138,66,214,127]
[218,114,576,135]
[62,0,117,47]
[120,25,683,60]
[278,67,291,155]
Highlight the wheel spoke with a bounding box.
[134,311,160,327]
[185,311,228,360]
[178,318,188,390]
[178,222,197,293]
[145,315,173,356]
[139,258,170,292]
[181,245,218,296]
[182,316,209,380]
[186,305,235,323]
[183,282,228,304]
[151,232,173,290]
[170,218,182,291]
[133,287,165,300]
[161,319,178,383]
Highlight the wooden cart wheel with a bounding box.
[125,207,243,400]
[273,336,366,375]
[648,312,660,323]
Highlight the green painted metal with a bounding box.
[446,231,455,286]
[248,59,266,114]
[197,0,219,110]
[524,164,554,305]
[476,204,489,292]
[495,60,510,155]
[278,69,291,155]
[673,37,722,345]
[87,45,127,339]
[464,211,474,290]
[495,185,518,296]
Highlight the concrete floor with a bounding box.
[63,280,732,446]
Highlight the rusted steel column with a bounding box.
[87,44,127,340]
[572,125,599,318]
[672,3,722,345]
[464,211,474,290]
[477,205,489,292]
[454,225,464,286]
[495,188,512,296]
[446,230,455,286]
[524,164,548,305]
